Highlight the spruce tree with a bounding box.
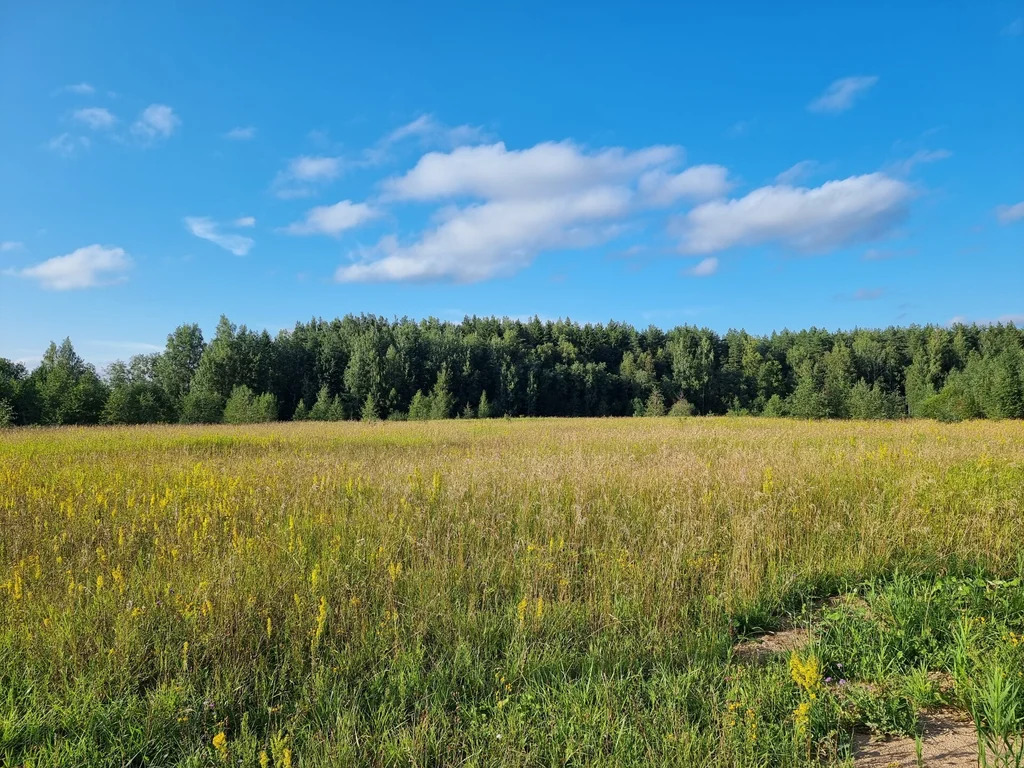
[361,393,379,422]
[477,390,492,419]
[429,366,454,420]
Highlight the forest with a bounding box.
[2,314,1022,426]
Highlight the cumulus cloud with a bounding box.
[996,201,1024,224]
[808,76,879,113]
[676,173,912,254]
[685,257,719,277]
[384,141,678,201]
[285,200,380,236]
[131,104,180,140]
[637,165,731,205]
[184,217,254,256]
[47,133,90,156]
[224,126,256,140]
[72,107,117,130]
[10,244,131,290]
[337,188,631,283]
[337,140,721,283]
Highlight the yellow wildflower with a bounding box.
[212,731,227,759]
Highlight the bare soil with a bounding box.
[853,710,979,767]
[733,627,810,662]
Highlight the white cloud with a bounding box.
[808,76,879,113]
[1003,18,1023,36]
[131,104,180,140]
[224,126,256,140]
[677,173,912,254]
[338,139,713,283]
[775,160,819,185]
[234,216,256,228]
[337,188,631,283]
[949,313,1024,327]
[382,114,487,150]
[285,200,380,236]
[384,141,678,201]
[728,120,751,137]
[996,201,1024,224]
[72,107,117,130]
[63,82,95,95]
[47,133,90,156]
[272,155,343,198]
[852,288,884,301]
[184,217,254,256]
[0,241,24,252]
[686,257,719,277]
[891,148,951,175]
[10,244,131,290]
[637,164,731,205]
[863,247,915,261]
[289,155,341,180]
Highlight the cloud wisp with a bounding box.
[285,201,380,236]
[184,217,254,256]
[808,76,879,113]
[72,107,117,130]
[996,201,1024,224]
[225,126,256,140]
[272,155,344,198]
[132,104,180,141]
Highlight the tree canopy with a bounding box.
[2,315,1022,426]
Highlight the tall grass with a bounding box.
[1,418,1022,766]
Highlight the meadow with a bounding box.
[1,418,1022,767]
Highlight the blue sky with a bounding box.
[2,1,1022,367]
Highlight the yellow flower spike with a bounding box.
[212,731,227,758]
[267,616,273,639]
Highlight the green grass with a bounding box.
[0,418,1022,766]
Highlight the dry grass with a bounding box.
[1,417,1022,766]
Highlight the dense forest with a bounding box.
[2,315,1023,426]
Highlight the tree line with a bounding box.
[1,315,1022,427]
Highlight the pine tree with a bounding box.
[292,399,309,420]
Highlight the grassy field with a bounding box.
[1,418,1023,766]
